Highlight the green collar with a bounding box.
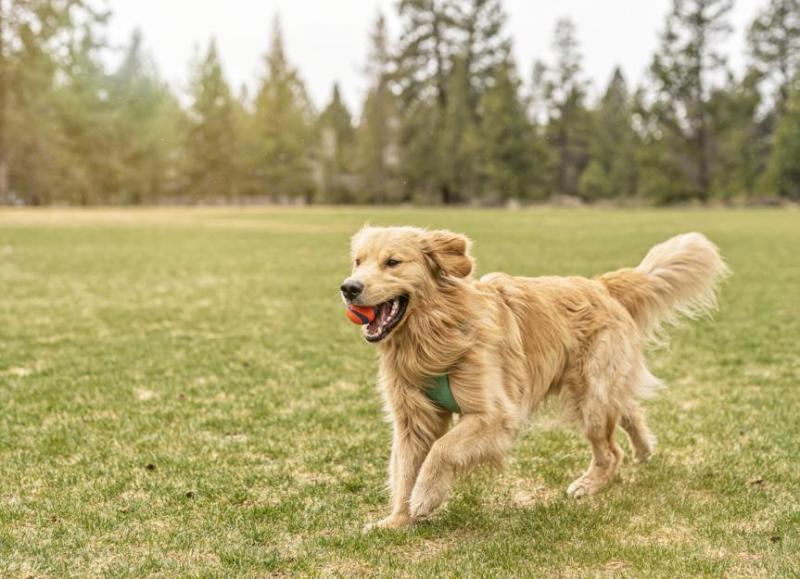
[425,374,460,414]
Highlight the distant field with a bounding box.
[0,207,798,577]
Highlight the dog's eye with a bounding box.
[354,258,361,266]
[385,258,401,267]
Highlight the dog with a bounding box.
[340,226,728,530]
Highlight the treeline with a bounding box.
[1,0,799,206]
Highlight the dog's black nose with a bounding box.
[340,280,364,300]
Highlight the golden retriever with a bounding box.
[340,227,728,530]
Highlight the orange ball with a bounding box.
[345,304,376,325]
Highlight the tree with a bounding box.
[105,30,184,203]
[249,16,314,201]
[183,39,239,201]
[0,0,7,202]
[441,55,482,199]
[580,68,639,199]
[633,87,692,204]
[761,85,800,198]
[56,23,115,205]
[393,0,459,202]
[710,70,767,198]
[3,0,106,204]
[747,0,800,113]
[650,0,734,200]
[478,58,538,201]
[542,18,591,196]
[453,0,511,109]
[317,83,355,202]
[355,12,400,203]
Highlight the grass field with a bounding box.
[0,207,798,577]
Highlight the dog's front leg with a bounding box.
[409,413,513,520]
[364,404,448,532]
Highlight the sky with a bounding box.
[106,0,766,111]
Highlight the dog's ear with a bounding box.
[423,230,474,279]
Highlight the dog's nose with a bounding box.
[340,279,364,301]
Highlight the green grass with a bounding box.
[0,207,798,577]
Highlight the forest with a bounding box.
[1,0,799,206]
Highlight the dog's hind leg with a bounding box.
[620,402,655,463]
[567,407,623,498]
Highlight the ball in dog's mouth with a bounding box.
[363,295,409,343]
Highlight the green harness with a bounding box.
[425,374,461,414]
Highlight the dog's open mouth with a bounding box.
[364,295,409,343]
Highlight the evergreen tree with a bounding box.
[57,24,115,205]
[250,16,314,200]
[441,55,482,199]
[650,0,734,200]
[107,30,184,203]
[355,12,400,204]
[453,0,511,108]
[580,68,639,199]
[542,18,591,196]
[318,83,355,202]
[747,0,800,112]
[762,85,800,199]
[478,58,538,201]
[393,0,459,202]
[183,39,239,201]
[3,0,105,204]
[633,87,691,204]
[711,70,767,198]
[0,0,7,202]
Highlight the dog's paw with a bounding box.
[409,485,447,519]
[362,514,412,533]
[566,476,601,499]
[634,435,657,464]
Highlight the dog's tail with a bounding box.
[599,233,730,344]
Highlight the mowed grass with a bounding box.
[0,207,798,577]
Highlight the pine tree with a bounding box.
[711,70,767,198]
[355,12,400,204]
[441,56,482,199]
[543,18,591,196]
[747,0,800,112]
[478,58,537,201]
[454,0,511,109]
[3,0,105,204]
[0,0,7,202]
[107,30,184,203]
[250,16,314,201]
[183,39,239,201]
[580,68,639,199]
[318,83,355,202]
[650,0,734,200]
[442,0,513,200]
[393,0,459,202]
[762,85,800,199]
[633,87,691,204]
[57,24,115,205]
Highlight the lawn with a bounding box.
[0,207,798,577]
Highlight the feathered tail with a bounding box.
[599,233,730,343]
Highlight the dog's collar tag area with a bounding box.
[425,374,461,414]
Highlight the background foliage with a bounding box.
[1,0,800,205]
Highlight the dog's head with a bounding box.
[340,226,474,343]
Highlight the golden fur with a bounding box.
[342,227,729,530]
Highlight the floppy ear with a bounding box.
[423,230,474,279]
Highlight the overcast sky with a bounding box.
[106,0,766,111]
